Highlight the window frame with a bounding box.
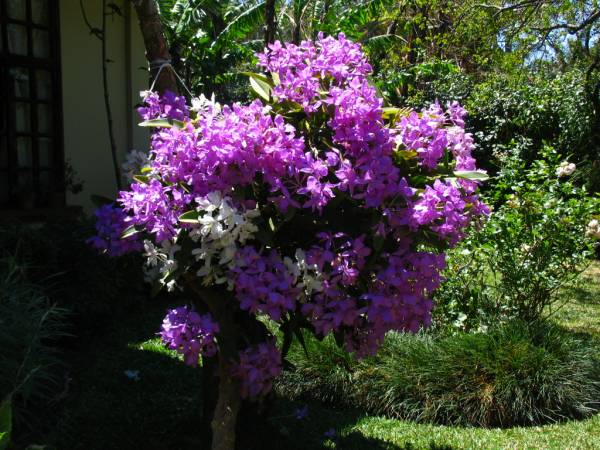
[0,0,64,209]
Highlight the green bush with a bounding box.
[464,70,597,169]
[434,146,599,329]
[389,66,600,185]
[276,320,600,427]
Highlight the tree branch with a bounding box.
[131,0,179,95]
[532,9,600,34]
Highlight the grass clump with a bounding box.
[277,319,600,427]
[0,255,69,438]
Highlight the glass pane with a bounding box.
[17,137,32,168]
[39,170,52,203]
[7,24,28,56]
[0,137,7,168]
[16,171,35,207]
[10,67,30,98]
[0,173,9,205]
[33,29,50,58]
[7,0,27,20]
[32,0,50,26]
[37,104,52,133]
[15,102,31,133]
[38,137,53,167]
[36,70,53,100]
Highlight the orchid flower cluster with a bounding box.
[160,306,219,366]
[88,203,142,256]
[91,33,489,399]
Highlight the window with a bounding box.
[1,0,62,209]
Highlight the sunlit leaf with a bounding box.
[178,210,201,224]
[454,170,490,181]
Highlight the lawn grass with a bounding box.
[41,262,600,449]
[553,261,600,338]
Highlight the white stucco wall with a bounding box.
[60,0,148,210]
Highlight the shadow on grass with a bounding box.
[565,285,600,305]
[44,299,210,450]
[38,297,461,450]
[261,399,460,450]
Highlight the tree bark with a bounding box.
[210,317,241,450]
[132,0,179,94]
[265,0,277,46]
[185,280,242,450]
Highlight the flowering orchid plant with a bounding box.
[91,34,488,448]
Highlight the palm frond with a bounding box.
[362,33,407,52]
[214,1,266,48]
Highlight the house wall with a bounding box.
[59,0,149,210]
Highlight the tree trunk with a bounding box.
[292,2,301,45]
[211,350,241,450]
[265,0,277,46]
[209,302,241,450]
[292,21,301,45]
[132,0,178,94]
[185,280,242,450]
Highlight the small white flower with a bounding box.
[302,275,323,294]
[143,240,160,267]
[197,191,223,212]
[122,149,151,183]
[556,161,576,177]
[453,313,468,328]
[191,93,221,115]
[160,259,178,278]
[586,219,600,239]
[219,244,237,265]
[124,369,140,381]
[284,256,301,278]
[196,259,213,277]
[217,202,234,221]
[284,248,324,298]
[188,192,261,284]
[295,249,307,266]
[165,279,178,292]
[161,240,181,261]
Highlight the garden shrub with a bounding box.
[433,146,599,329]
[464,69,597,169]
[391,66,600,185]
[277,320,600,427]
[0,220,146,340]
[91,34,489,448]
[0,255,69,439]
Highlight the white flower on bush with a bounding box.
[520,243,532,253]
[142,239,181,291]
[506,195,521,208]
[452,312,468,329]
[556,161,576,177]
[189,192,259,285]
[143,240,160,266]
[122,149,151,183]
[284,249,324,299]
[586,219,600,239]
[191,93,222,117]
